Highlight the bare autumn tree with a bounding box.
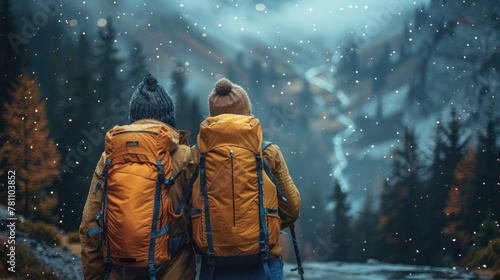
[0,75,60,222]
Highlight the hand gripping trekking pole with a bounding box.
[289,223,304,280]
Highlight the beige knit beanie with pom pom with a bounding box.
[208,78,252,116]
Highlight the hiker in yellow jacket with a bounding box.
[79,74,197,280]
[193,78,301,280]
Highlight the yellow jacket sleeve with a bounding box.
[79,152,106,280]
[263,143,301,229]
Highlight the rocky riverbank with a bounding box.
[0,230,82,279]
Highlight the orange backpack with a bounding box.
[190,114,287,272]
[90,122,181,279]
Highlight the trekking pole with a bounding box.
[289,223,305,280]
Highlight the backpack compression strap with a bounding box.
[256,153,271,279]
[145,160,172,280]
[199,153,216,275]
[164,169,185,187]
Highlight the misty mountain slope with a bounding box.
[309,0,500,213]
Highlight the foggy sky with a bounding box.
[17,0,427,93]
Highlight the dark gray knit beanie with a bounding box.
[129,73,176,128]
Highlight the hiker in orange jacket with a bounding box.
[194,78,302,279]
[79,74,197,280]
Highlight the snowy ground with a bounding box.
[0,231,489,280]
[283,261,488,280]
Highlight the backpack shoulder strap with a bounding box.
[261,141,287,202]
[175,164,199,215]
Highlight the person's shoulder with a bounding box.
[188,145,201,164]
[94,152,106,176]
[262,142,283,164]
[172,143,191,159]
[177,130,191,145]
[262,141,281,154]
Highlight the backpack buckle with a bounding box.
[207,252,215,265]
[96,214,104,228]
[164,178,174,186]
[93,179,104,194]
[260,247,269,261]
[156,160,165,178]
[256,154,264,168]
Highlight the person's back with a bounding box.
[193,78,301,280]
[79,74,197,280]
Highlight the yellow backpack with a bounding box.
[90,122,181,279]
[190,114,286,271]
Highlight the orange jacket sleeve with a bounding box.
[263,143,301,229]
[79,152,106,280]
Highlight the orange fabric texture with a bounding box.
[192,114,281,257]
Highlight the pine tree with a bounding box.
[171,63,203,144]
[400,20,411,59]
[337,40,360,76]
[377,128,424,264]
[172,63,188,118]
[189,97,203,143]
[329,181,350,261]
[300,182,326,253]
[129,42,148,78]
[0,75,60,221]
[422,107,467,265]
[72,33,96,130]
[48,33,99,231]
[475,111,500,224]
[226,52,245,82]
[48,34,94,140]
[350,191,378,262]
[443,146,477,264]
[462,210,500,272]
[443,107,467,164]
[474,212,500,251]
[126,41,148,92]
[172,62,189,127]
[377,179,409,262]
[94,17,123,124]
[0,0,29,104]
[373,43,390,92]
[249,59,265,113]
[27,6,68,129]
[0,0,29,145]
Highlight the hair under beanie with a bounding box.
[208,78,252,116]
[129,73,176,128]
